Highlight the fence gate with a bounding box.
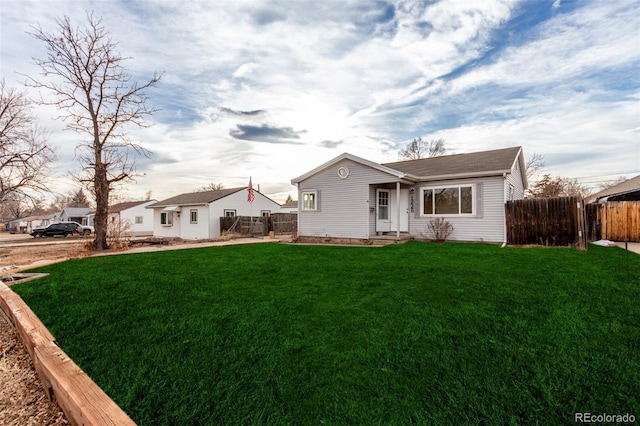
[220,213,297,237]
[505,196,586,249]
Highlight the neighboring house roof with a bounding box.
[149,188,247,208]
[109,200,157,213]
[281,200,298,209]
[61,207,94,216]
[586,175,640,203]
[291,146,526,187]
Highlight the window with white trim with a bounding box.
[190,209,198,224]
[160,212,173,226]
[261,210,271,217]
[302,191,317,211]
[224,209,236,217]
[421,185,475,216]
[135,216,143,224]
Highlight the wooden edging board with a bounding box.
[0,281,136,426]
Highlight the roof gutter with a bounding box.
[413,169,511,182]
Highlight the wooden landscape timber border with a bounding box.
[0,281,136,426]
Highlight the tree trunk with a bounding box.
[92,165,109,250]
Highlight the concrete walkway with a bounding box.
[613,242,640,255]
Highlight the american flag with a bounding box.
[247,177,255,203]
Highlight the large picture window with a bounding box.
[422,185,474,216]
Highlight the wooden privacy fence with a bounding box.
[220,213,297,236]
[505,196,587,249]
[585,201,640,242]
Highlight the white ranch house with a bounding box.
[148,187,282,240]
[108,200,156,237]
[291,146,527,243]
[59,207,94,227]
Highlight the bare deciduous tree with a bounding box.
[525,152,545,182]
[195,182,225,192]
[0,80,55,205]
[399,137,445,160]
[528,174,591,199]
[27,14,161,250]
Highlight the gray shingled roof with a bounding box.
[149,188,245,208]
[62,207,94,216]
[382,146,522,179]
[587,175,640,202]
[109,200,155,213]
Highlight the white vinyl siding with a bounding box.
[505,163,525,202]
[298,159,399,239]
[411,177,506,243]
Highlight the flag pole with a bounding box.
[247,177,255,235]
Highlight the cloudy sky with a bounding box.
[1,0,638,203]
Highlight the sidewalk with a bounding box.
[613,242,640,255]
[97,236,288,257]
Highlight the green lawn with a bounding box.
[14,242,640,425]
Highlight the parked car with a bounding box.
[65,222,94,235]
[30,222,80,238]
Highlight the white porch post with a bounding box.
[396,181,401,238]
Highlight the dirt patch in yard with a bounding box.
[0,242,90,272]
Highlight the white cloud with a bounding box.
[1,0,638,203]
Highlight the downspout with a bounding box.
[501,172,508,248]
[294,183,300,237]
[396,181,401,239]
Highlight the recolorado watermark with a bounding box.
[575,412,636,423]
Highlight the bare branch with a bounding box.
[399,137,446,160]
[0,80,56,205]
[525,152,546,182]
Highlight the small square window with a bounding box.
[135,216,143,224]
[224,209,236,217]
[302,191,317,211]
[160,212,173,226]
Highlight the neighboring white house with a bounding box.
[291,146,527,243]
[108,200,157,237]
[59,207,94,226]
[148,187,282,240]
[6,213,56,234]
[280,199,298,214]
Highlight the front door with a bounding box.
[376,189,409,233]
